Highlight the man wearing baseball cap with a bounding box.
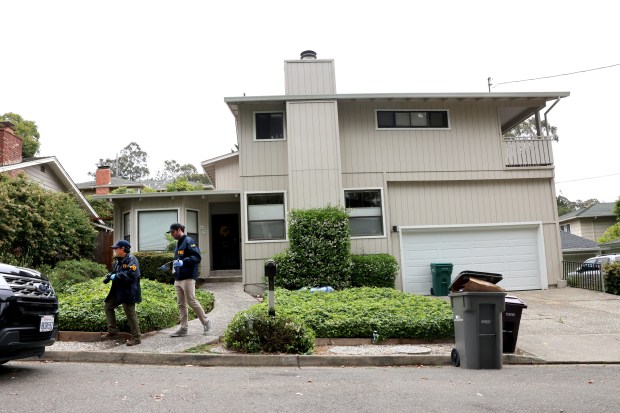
[166,223,211,337]
[102,240,142,346]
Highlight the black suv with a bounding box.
[0,263,59,364]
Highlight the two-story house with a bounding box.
[558,202,616,242]
[100,51,569,295]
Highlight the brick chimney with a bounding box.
[0,121,23,166]
[95,165,112,195]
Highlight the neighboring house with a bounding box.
[97,51,570,295]
[559,231,600,263]
[558,202,616,242]
[76,165,213,196]
[0,121,112,266]
[600,238,620,255]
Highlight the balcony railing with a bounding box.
[504,136,554,168]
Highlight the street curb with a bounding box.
[41,351,545,367]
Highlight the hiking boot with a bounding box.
[203,320,211,335]
[126,338,141,346]
[169,329,188,338]
[102,332,119,340]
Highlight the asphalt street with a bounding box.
[2,361,620,412]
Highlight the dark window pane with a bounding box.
[377,111,395,128]
[429,111,448,127]
[256,113,284,140]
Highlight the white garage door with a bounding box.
[401,224,544,295]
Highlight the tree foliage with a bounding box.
[86,196,113,227]
[557,195,600,216]
[93,142,150,180]
[154,160,198,180]
[0,112,41,158]
[599,223,620,244]
[165,177,203,192]
[0,173,97,267]
[504,116,559,141]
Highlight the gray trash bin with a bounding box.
[449,271,506,369]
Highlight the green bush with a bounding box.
[0,173,97,267]
[604,262,620,295]
[351,254,398,288]
[58,279,214,332]
[133,251,175,283]
[224,308,315,354]
[242,287,453,341]
[43,259,108,294]
[273,206,352,290]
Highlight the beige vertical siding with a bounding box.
[22,164,65,192]
[284,60,336,95]
[287,101,342,209]
[214,156,241,190]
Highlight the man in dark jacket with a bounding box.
[103,240,142,346]
[166,223,211,337]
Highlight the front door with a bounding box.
[211,214,240,270]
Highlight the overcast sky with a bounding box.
[2,0,619,203]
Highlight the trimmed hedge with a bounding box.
[231,287,453,341]
[273,206,352,290]
[133,251,175,284]
[351,254,398,288]
[58,279,214,332]
[224,309,315,354]
[42,259,108,294]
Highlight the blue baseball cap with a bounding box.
[111,240,131,250]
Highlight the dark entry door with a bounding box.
[212,214,240,270]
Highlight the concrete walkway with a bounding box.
[41,283,620,367]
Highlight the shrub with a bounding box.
[224,308,315,354]
[0,173,97,267]
[58,279,214,332]
[604,262,620,295]
[351,254,398,288]
[243,287,453,341]
[44,259,108,294]
[133,251,175,283]
[274,206,352,290]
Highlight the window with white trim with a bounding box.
[138,210,178,251]
[376,110,449,129]
[123,212,130,243]
[186,210,199,244]
[255,112,285,140]
[345,189,384,237]
[560,224,571,233]
[247,193,286,241]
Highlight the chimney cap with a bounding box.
[98,165,111,169]
[300,50,317,60]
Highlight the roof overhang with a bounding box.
[224,92,569,131]
[92,189,241,201]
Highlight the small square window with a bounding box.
[247,193,286,241]
[345,189,384,237]
[255,112,284,140]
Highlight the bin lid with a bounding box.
[505,295,528,308]
[449,270,503,292]
[430,263,453,267]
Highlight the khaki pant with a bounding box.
[174,278,207,330]
[104,299,141,341]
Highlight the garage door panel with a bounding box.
[401,225,543,294]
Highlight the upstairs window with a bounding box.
[376,110,449,129]
[255,112,285,140]
[246,192,286,241]
[560,224,571,233]
[345,189,385,237]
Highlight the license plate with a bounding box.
[40,315,54,332]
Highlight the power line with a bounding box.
[556,172,620,184]
[490,63,620,89]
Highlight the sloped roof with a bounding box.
[559,202,616,222]
[560,231,600,251]
[76,176,144,189]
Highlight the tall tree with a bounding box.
[92,142,150,180]
[504,116,559,141]
[154,160,198,180]
[0,112,41,158]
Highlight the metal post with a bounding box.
[265,259,277,316]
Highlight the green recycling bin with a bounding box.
[430,263,453,296]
